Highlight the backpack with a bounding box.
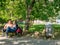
[16,27,22,34]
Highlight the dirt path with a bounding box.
[0,36,60,45]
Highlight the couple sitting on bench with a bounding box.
[2,19,22,37]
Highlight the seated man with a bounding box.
[3,19,17,37]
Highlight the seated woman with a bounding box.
[3,19,17,37]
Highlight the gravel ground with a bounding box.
[0,36,60,45]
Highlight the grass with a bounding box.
[29,24,45,33]
[29,24,60,32]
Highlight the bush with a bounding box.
[0,18,7,24]
[29,24,45,33]
[29,24,60,33]
[52,24,60,32]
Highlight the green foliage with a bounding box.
[29,24,60,33]
[0,18,7,23]
[0,0,60,23]
[29,24,45,33]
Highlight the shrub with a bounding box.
[29,24,60,33]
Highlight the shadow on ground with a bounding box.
[0,36,59,45]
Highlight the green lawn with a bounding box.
[29,24,45,33]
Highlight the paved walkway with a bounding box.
[0,36,60,45]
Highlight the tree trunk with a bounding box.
[25,0,35,30]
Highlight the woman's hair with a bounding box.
[13,20,17,24]
[8,19,11,21]
[8,19,13,24]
